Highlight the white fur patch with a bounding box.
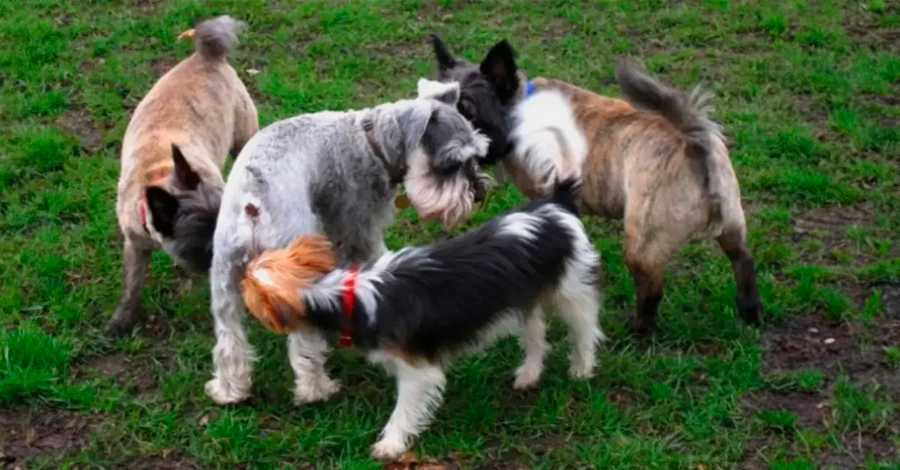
[498,212,541,241]
[252,268,276,287]
[508,90,588,194]
[417,78,460,104]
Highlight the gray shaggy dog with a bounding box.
[206,79,490,405]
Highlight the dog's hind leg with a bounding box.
[206,250,255,405]
[716,222,764,325]
[513,307,549,390]
[371,359,446,461]
[287,329,340,404]
[103,238,152,336]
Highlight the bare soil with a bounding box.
[0,407,99,468]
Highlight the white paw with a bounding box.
[568,362,595,380]
[512,365,541,390]
[371,434,409,461]
[205,377,250,405]
[293,376,341,405]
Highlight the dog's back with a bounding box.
[118,15,258,239]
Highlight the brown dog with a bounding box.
[104,15,258,336]
[432,36,763,334]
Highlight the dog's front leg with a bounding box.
[371,360,446,461]
[287,329,340,404]
[103,238,152,336]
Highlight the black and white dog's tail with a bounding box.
[550,177,582,216]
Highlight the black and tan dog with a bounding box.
[104,15,258,336]
[430,35,763,334]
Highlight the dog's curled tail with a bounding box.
[614,57,724,221]
[240,234,338,334]
[192,15,245,60]
[551,177,583,216]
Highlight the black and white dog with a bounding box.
[206,79,491,406]
[241,179,604,460]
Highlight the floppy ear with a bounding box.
[145,187,179,237]
[417,78,460,106]
[396,101,435,152]
[431,33,457,72]
[172,144,200,191]
[479,40,519,104]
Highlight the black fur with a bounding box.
[171,183,222,272]
[303,186,590,361]
[145,145,223,272]
[431,34,519,165]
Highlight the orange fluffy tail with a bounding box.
[240,234,338,334]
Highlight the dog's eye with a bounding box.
[435,160,461,177]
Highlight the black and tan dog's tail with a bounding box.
[551,177,583,216]
[614,57,723,221]
[186,15,245,61]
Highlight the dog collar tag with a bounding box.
[339,265,360,348]
[525,81,536,98]
[394,193,411,209]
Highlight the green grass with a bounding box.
[1,0,899,469]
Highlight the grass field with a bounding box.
[1,0,899,468]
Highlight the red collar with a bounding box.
[140,173,171,233]
[339,265,360,348]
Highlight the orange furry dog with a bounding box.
[240,235,338,334]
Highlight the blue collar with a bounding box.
[525,80,536,98]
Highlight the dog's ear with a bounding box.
[396,101,435,151]
[146,187,179,237]
[479,40,519,104]
[431,33,457,72]
[417,78,460,106]
[171,144,200,191]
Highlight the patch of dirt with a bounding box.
[77,347,176,398]
[117,453,201,470]
[792,204,879,266]
[743,390,830,432]
[0,408,100,468]
[815,434,898,469]
[55,108,103,153]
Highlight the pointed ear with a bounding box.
[145,187,179,237]
[417,78,460,106]
[431,33,457,72]
[172,144,200,190]
[479,40,519,104]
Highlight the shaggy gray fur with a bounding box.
[205,89,489,406]
[194,15,244,59]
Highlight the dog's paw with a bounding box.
[293,376,340,405]
[102,306,141,337]
[205,378,250,405]
[371,435,409,461]
[568,361,595,381]
[512,366,541,390]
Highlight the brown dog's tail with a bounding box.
[240,234,338,334]
[189,15,245,61]
[614,57,723,222]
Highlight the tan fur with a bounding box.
[529,77,744,263]
[241,235,339,334]
[513,77,757,332]
[105,20,259,336]
[117,42,258,242]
